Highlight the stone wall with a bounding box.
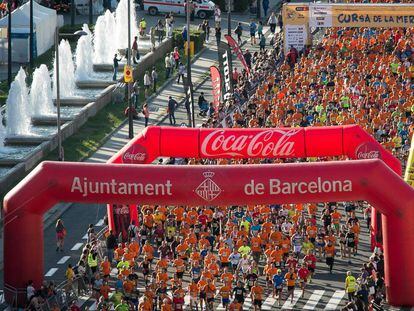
[133,37,174,80]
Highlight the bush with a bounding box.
[213,0,225,11]
[233,0,251,12]
[172,29,205,53]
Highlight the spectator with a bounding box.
[168,96,178,125]
[55,219,66,252]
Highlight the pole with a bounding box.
[7,0,12,88]
[227,0,233,88]
[89,0,93,25]
[29,0,33,68]
[127,0,133,139]
[186,1,195,127]
[227,0,231,36]
[71,0,75,26]
[55,27,63,161]
[257,0,261,19]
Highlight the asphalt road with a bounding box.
[35,56,377,310]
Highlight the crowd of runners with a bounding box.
[214,26,413,166]
[23,6,414,311]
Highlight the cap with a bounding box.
[277,269,282,273]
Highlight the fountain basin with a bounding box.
[93,63,126,72]
[32,115,73,126]
[0,159,23,165]
[4,135,51,146]
[76,80,117,89]
[53,98,93,106]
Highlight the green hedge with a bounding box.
[233,0,251,12]
[172,29,205,53]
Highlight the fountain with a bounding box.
[31,65,54,117]
[51,39,92,106]
[53,39,76,98]
[4,68,52,145]
[94,11,117,64]
[115,0,138,50]
[6,69,31,137]
[75,24,94,81]
[76,23,116,89]
[30,64,72,126]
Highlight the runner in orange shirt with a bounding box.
[250,281,264,311]
[285,268,297,303]
[218,244,231,270]
[187,280,199,311]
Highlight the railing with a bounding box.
[1,224,109,310]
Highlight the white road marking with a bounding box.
[75,295,91,307]
[57,256,71,264]
[71,243,83,250]
[89,301,97,310]
[45,268,58,277]
[244,297,253,309]
[95,219,104,227]
[324,290,346,310]
[304,290,325,309]
[82,233,88,240]
[262,296,277,310]
[282,289,302,309]
[184,294,190,307]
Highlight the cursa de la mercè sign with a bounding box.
[244,178,352,195]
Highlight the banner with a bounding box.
[224,34,250,75]
[310,4,332,27]
[308,3,414,28]
[4,159,414,306]
[210,66,222,112]
[284,25,308,53]
[221,48,233,101]
[282,3,310,25]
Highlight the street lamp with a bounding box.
[127,0,133,139]
[186,0,195,127]
[55,28,87,161]
[7,0,12,88]
[30,0,33,68]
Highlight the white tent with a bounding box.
[0,1,57,62]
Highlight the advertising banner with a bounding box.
[210,66,222,112]
[284,25,308,53]
[309,3,414,28]
[282,3,310,25]
[310,4,333,27]
[224,34,250,74]
[220,47,233,101]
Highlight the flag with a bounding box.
[210,66,222,112]
[224,34,250,74]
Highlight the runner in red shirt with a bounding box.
[303,250,317,283]
[297,263,310,297]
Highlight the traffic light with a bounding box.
[124,65,133,83]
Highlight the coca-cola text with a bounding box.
[200,129,301,157]
[355,142,381,160]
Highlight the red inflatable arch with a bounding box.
[106,125,402,246]
[3,160,414,306]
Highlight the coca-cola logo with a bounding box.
[200,129,301,157]
[122,144,147,164]
[355,142,382,160]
